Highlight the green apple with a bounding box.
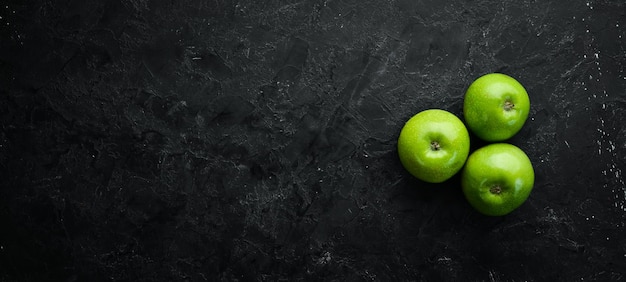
[463,73,530,141]
[397,109,470,183]
[461,143,535,216]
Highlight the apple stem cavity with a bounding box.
[430,141,441,151]
[490,185,503,195]
[503,100,514,111]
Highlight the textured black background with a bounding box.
[1,0,626,281]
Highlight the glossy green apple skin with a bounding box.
[397,109,470,183]
[461,143,535,216]
[463,73,530,142]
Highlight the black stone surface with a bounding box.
[1,0,625,281]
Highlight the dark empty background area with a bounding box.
[1,0,625,281]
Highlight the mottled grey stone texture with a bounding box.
[1,0,625,281]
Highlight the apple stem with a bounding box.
[430,141,441,151]
[490,185,502,195]
[504,100,514,111]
